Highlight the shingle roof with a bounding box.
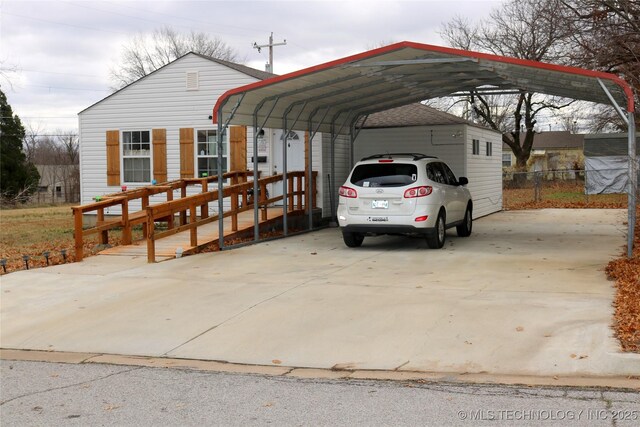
[361,103,490,130]
[502,131,584,151]
[192,52,276,80]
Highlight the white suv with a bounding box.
[337,153,473,249]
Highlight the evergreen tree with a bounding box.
[0,89,40,202]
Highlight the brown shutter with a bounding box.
[179,128,194,178]
[106,130,120,186]
[230,126,247,171]
[152,128,167,183]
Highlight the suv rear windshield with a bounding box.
[350,163,418,187]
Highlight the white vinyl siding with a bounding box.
[355,125,467,178]
[466,127,503,218]
[321,133,351,218]
[78,53,263,215]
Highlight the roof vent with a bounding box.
[186,71,199,90]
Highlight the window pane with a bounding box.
[197,130,207,143]
[350,163,417,187]
[123,158,150,183]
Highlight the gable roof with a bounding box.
[79,52,275,114]
[361,103,494,131]
[502,131,584,151]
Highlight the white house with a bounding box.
[355,104,503,218]
[78,54,501,221]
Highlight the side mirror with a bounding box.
[458,177,469,186]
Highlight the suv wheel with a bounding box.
[426,212,446,249]
[456,205,473,237]
[343,231,364,248]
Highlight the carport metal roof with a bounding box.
[210,41,636,256]
[213,41,634,134]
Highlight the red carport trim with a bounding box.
[212,41,635,122]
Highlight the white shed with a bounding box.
[354,104,503,218]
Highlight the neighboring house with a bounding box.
[356,103,503,218]
[502,131,584,172]
[32,164,80,204]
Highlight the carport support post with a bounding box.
[282,117,288,236]
[217,109,225,250]
[252,115,259,241]
[330,122,336,224]
[628,111,637,258]
[307,122,313,230]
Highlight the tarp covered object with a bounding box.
[585,156,640,194]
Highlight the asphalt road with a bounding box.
[1,360,638,426]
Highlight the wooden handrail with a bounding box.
[145,171,317,262]
[71,170,316,263]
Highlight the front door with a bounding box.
[272,130,305,203]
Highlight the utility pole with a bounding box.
[253,32,286,74]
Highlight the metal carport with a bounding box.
[211,41,637,256]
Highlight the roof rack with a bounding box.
[360,153,437,161]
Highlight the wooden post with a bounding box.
[189,204,198,247]
[166,189,174,229]
[200,179,208,219]
[288,176,294,211]
[231,190,238,231]
[142,190,149,238]
[122,200,132,244]
[73,208,84,262]
[180,182,187,226]
[296,175,303,210]
[260,182,268,221]
[146,208,155,263]
[312,172,317,208]
[97,208,108,245]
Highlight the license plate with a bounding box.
[371,200,388,209]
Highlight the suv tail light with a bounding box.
[403,186,432,198]
[339,186,358,198]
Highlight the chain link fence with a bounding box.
[502,168,634,207]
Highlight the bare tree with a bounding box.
[440,0,576,171]
[110,26,243,90]
[558,0,640,128]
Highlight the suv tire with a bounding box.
[426,211,446,249]
[456,205,473,237]
[343,231,364,247]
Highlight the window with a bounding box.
[472,139,480,155]
[486,141,493,157]
[122,130,151,183]
[350,163,418,187]
[197,129,228,178]
[437,162,459,186]
[502,153,512,167]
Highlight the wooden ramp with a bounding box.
[98,208,292,262]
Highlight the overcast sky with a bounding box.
[1,0,502,133]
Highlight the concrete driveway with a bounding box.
[1,209,638,378]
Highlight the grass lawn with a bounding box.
[0,204,140,273]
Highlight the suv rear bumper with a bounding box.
[341,224,437,236]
